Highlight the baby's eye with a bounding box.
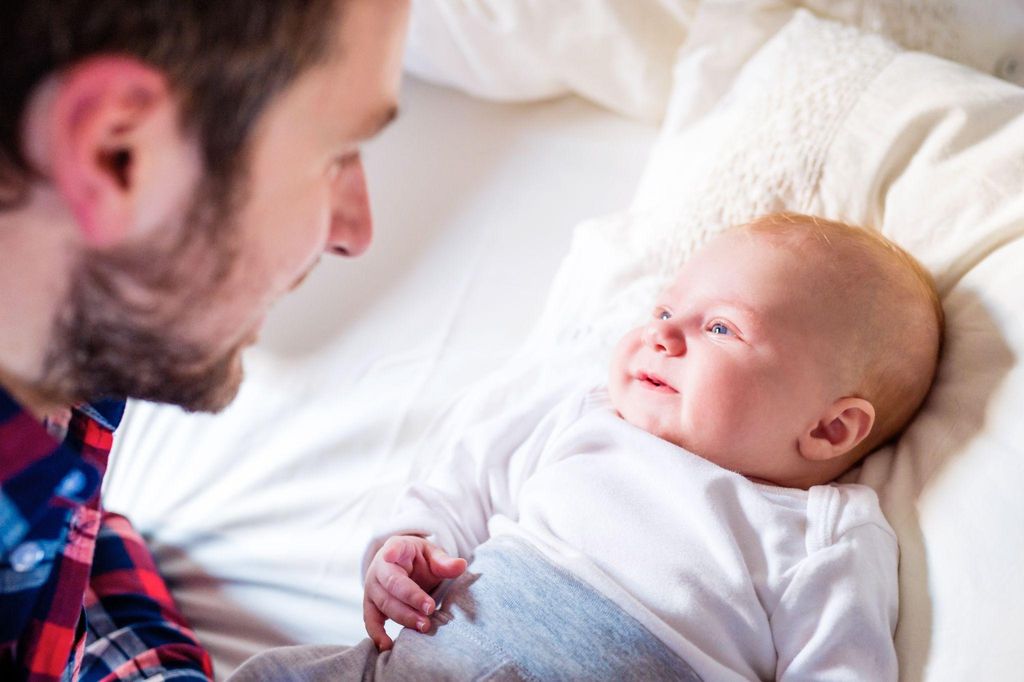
[708,322,732,336]
[657,309,672,321]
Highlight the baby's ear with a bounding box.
[798,397,876,462]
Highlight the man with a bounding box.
[0,0,409,679]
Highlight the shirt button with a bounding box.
[55,469,87,499]
[10,541,45,573]
[995,54,1021,82]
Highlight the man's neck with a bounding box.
[0,366,69,423]
[0,184,78,421]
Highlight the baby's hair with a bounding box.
[737,212,944,457]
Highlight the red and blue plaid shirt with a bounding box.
[0,387,213,681]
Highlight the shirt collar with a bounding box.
[0,384,126,437]
[75,399,126,432]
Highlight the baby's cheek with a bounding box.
[607,334,639,390]
[693,372,765,444]
[607,375,627,416]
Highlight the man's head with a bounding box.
[0,0,409,412]
[608,213,943,488]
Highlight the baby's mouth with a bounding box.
[636,371,678,394]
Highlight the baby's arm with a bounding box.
[771,523,899,680]
[363,534,467,651]
[360,384,588,649]
[366,383,587,562]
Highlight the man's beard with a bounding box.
[40,180,248,413]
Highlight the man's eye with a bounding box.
[708,322,731,335]
[657,309,671,321]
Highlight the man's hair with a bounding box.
[1,0,339,210]
[740,212,944,456]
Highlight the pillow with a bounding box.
[803,0,1024,84]
[658,0,1024,135]
[403,1,1024,126]
[403,0,697,122]
[529,10,1024,680]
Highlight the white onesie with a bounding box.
[369,386,899,681]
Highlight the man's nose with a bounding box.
[326,155,373,257]
[642,320,685,356]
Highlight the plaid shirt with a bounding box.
[0,387,213,681]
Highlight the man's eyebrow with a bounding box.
[356,103,399,139]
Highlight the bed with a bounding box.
[104,1,1024,679]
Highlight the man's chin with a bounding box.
[109,345,248,414]
[175,349,246,414]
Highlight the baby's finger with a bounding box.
[362,598,393,651]
[379,536,417,568]
[367,580,432,633]
[426,546,467,580]
[377,561,436,615]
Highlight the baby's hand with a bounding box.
[363,534,467,650]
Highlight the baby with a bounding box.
[231,213,942,681]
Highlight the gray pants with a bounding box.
[230,536,701,681]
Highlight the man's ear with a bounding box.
[39,56,200,247]
[798,397,876,462]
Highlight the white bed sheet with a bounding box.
[102,76,657,677]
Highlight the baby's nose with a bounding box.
[643,321,685,356]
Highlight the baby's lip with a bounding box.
[636,371,678,393]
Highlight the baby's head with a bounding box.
[608,213,943,488]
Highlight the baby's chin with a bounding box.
[611,403,761,478]
[613,402,689,450]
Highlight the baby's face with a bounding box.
[608,231,845,480]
